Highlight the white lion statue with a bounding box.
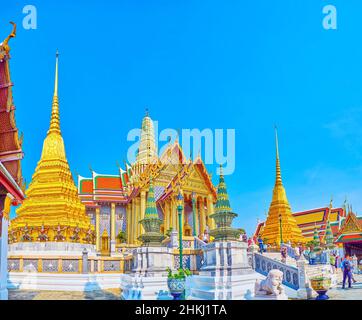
[255,269,285,297]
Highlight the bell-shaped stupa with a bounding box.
[10,52,94,244]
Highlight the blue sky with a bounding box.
[2,1,362,234]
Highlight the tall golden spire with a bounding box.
[48,50,61,135]
[11,52,93,243]
[260,128,305,246]
[275,126,282,186]
[271,126,288,204]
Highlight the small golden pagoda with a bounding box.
[10,52,93,244]
[260,128,305,246]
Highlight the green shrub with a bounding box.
[117,231,127,243]
[166,267,191,279]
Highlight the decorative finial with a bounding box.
[329,196,333,209]
[48,50,61,134]
[54,50,59,95]
[274,125,282,185]
[145,107,149,117]
[219,164,224,177]
[274,125,279,159]
[1,22,16,53]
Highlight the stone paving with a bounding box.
[8,288,122,300]
[327,274,362,300]
[7,275,362,300]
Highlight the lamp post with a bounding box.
[279,214,283,245]
[177,190,184,269]
[191,192,197,237]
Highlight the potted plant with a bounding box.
[166,267,191,300]
[310,276,332,300]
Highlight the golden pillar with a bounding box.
[168,199,176,230]
[207,194,215,230]
[140,191,146,235]
[131,199,136,244]
[172,198,177,231]
[199,198,205,234]
[95,207,100,251]
[170,199,177,230]
[164,200,170,233]
[169,199,174,232]
[135,196,141,244]
[111,203,116,242]
[195,194,200,236]
[126,203,131,244]
[2,193,13,221]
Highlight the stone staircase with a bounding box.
[305,264,340,287]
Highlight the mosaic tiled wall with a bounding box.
[103,260,120,272]
[42,259,58,272]
[62,259,79,272]
[116,205,126,234]
[8,259,20,271]
[100,205,111,236]
[23,259,38,271]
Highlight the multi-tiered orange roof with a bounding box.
[0,22,24,203]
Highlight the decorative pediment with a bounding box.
[182,166,211,192]
[338,212,361,236]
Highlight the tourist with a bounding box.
[294,245,300,260]
[350,256,358,283]
[203,230,209,243]
[247,237,252,247]
[335,254,339,273]
[281,246,287,264]
[257,236,264,254]
[340,255,353,289]
[299,243,304,257]
[330,254,336,274]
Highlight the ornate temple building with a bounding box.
[258,129,305,246]
[334,209,362,259]
[254,202,345,242]
[9,52,93,245]
[0,22,24,300]
[78,112,217,255]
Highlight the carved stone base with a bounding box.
[8,272,123,291]
[189,240,262,300]
[8,242,96,256]
[121,274,169,300]
[199,240,252,276]
[132,245,173,277]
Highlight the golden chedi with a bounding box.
[260,129,305,246]
[10,52,94,244]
